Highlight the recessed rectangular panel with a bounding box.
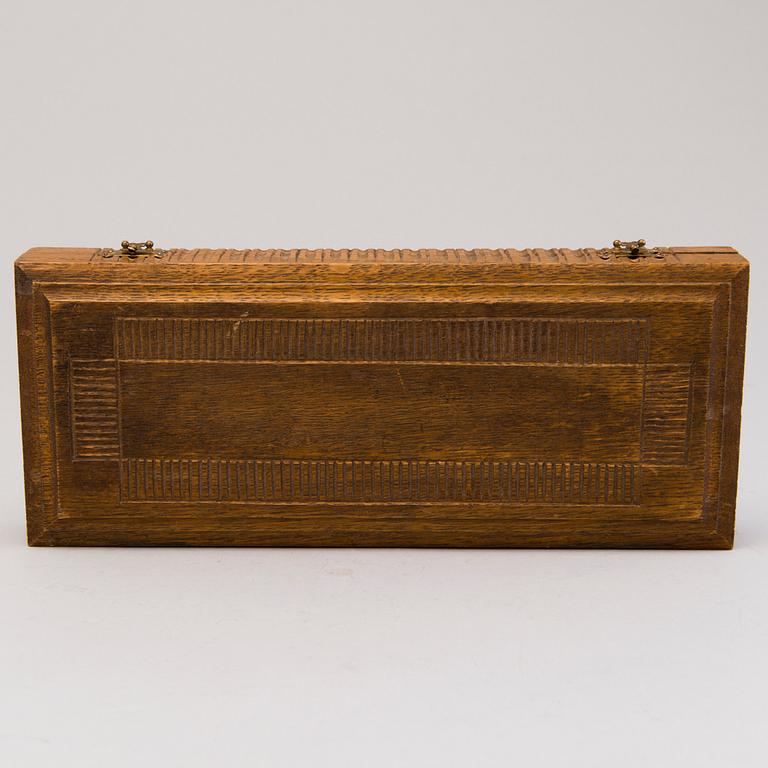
[118,361,644,463]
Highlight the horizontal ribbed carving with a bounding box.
[70,360,119,459]
[641,364,692,465]
[120,458,640,505]
[116,318,648,364]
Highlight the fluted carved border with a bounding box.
[120,458,641,505]
[115,317,649,365]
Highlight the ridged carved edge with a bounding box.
[641,364,693,465]
[70,360,119,459]
[91,247,679,264]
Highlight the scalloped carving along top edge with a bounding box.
[89,247,685,264]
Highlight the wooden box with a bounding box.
[16,242,748,548]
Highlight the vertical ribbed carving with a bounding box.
[120,458,639,505]
[116,318,648,364]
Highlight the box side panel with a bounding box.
[17,266,70,545]
[15,266,44,543]
[714,265,749,545]
[15,245,744,266]
[14,247,749,291]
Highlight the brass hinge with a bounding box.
[599,239,665,261]
[100,240,165,260]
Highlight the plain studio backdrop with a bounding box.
[1,1,766,766]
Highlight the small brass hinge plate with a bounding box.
[100,240,165,260]
[599,239,665,261]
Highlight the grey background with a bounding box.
[1,1,766,766]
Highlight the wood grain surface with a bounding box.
[15,246,749,547]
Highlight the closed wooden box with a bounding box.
[16,242,748,548]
